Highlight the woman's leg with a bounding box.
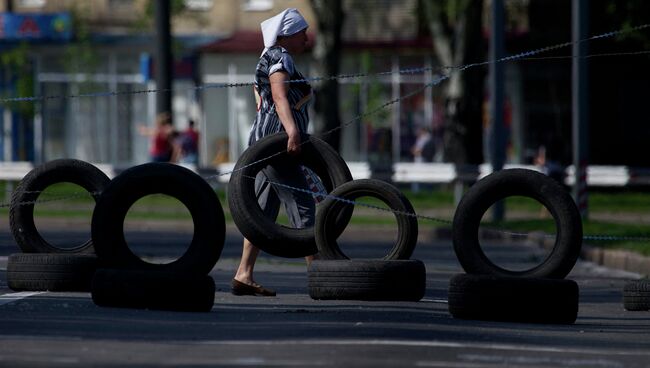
[234,238,260,285]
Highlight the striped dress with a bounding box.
[249,46,312,146]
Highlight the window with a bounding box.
[18,0,45,8]
[242,0,273,12]
[184,0,213,11]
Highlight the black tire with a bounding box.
[448,273,579,324]
[91,268,215,312]
[315,179,418,260]
[623,280,650,311]
[308,259,426,301]
[9,159,111,254]
[228,132,353,258]
[7,253,98,292]
[453,168,582,279]
[91,163,225,274]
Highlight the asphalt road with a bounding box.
[1,220,649,367]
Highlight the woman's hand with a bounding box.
[286,129,301,155]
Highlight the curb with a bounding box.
[579,246,649,277]
[432,227,649,278]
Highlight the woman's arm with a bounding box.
[270,71,301,155]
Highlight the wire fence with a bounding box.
[2,22,650,244]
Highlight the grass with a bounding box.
[2,181,650,255]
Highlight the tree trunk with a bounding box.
[424,0,485,166]
[310,0,344,152]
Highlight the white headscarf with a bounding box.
[260,8,308,56]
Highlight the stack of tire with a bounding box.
[448,169,583,324]
[7,159,109,292]
[623,279,650,311]
[228,132,424,301]
[309,179,425,301]
[90,163,225,312]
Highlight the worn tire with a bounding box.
[623,280,650,311]
[448,273,579,324]
[91,268,215,312]
[91,163,225,274]
[228,132,353,258]
[453,168,582,279]
[9,159,110,254]
[7,253,98,292]
[315,179,418,260]
[308,259,425,301]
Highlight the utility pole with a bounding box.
[3,0,14,161]
[154,0,173,119]
[489,0,505,221]
[572,0,589,219]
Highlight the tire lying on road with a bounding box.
[308,259,426,301]
[10,159,111,254]
[315,179,418,260]
[228,132,353,258]
[7,253,98,292]
[448,273,579,324]
[91,163,225,275]
[453,168,582,279]
[623,279,650,311]
[91,268,215,312]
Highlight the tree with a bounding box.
[1,43,34,118]
[310,0,345,152]
[421,0,485,166]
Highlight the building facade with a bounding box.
[0,0,458,168]
[1,0,534,170]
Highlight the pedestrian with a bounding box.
[174,119,199,165]
[231,8,314,297]
[410,125,435,192]
[138,112,175,162]
[411,125,434,163]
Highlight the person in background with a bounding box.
[174,119,199,165]
[139,112,174,162]
[231,8,314,297]
[410,125,435,192]
[411,125,434,163]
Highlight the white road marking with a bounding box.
[421,298,448,303]
[0,292,45,306]
[457,353,624,368]
[190,339,650,357]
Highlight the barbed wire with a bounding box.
[4,179,650,243]
[519,49,650,62]
[0,191,99,209]
[241,174,650,242]
[201,24,650,183]
[0,23,648,103]
[3,23,650,244]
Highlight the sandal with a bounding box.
[231,279,276,297]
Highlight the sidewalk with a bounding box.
[432,227,649,278]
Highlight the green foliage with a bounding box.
[63,3,101,94]
[445,0,471,22]
[137,0,192,30]
[346,52,391,129]
[592,1,650,47]
[419,0,474,33]
[135,0,202,60]
[0,43,35,117]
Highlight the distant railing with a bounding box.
[1,161,648,188]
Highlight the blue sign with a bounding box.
[140,53,152,82]
[0,12,71,41]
